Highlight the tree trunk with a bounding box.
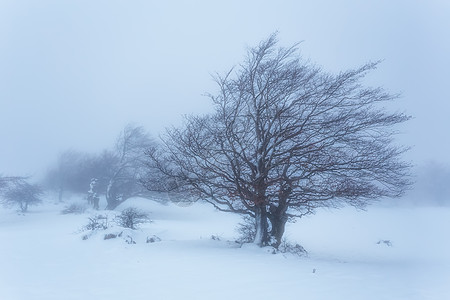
[105,200,122,210]
[269,211,288,249]
[21,202,28,213]
[58,185,64,202]
[105,180,117,210]
[253,205,269,247]
[105,179,128,210]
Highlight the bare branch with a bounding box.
[142,33,411,247]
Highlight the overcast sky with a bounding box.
[1,0,449,177]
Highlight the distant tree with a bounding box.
[105,124,154,210]
[43,125,153,208]
[90,150,119,194]
[43,150,117,200]
[87,178,100,210]
[2,179,43,212]
[406,162,450,205]
[144,34,411,247]
[43,150,88,201]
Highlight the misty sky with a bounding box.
[1,0,449,177]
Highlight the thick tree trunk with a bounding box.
[253,205,269,247]
[269,212,288,249]
[105,200,123,210]
[105,179,128,210]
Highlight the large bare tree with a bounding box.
[145,34,411,247]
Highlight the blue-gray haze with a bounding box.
[1,0,449,180]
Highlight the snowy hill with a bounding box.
[0,196,449,300]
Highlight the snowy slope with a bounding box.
[0,196,449,300]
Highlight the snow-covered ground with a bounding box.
[0,195,449,300]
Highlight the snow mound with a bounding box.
[0,197,449,300]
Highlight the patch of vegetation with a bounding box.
[114,207,150,230]
[377,240,393,247]
[210,234,221,241]
[83,214,110,231]
[146,235,161,243]
[236,215,256,244]
[61,202,87,214]
[104,232,123,240]
[277,239,308,257]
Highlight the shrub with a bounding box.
[236,215,256,244]
[377,240,393,247]
[104,232,123,240]
[83,214,110,231]
[125,235,136,244]
[210,234,221,241]
[277,239,308,257]
[146,235,161,243]
[61,202,87,214]
[114,207,150,230]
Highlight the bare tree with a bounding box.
[43,126,153,208]
[43,150,90,201]
[0,175,23,192]
[1,179,43,212]
[144,34,411,247]
[105,124,154,210]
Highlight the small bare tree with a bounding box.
[105,124,154,210]
[115,207,150,229]
[144,34,411,247]
[1,179,43,212]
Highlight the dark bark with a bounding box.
[268,210,288,248]
[143,33,412,247]
[58,185,64,202]
[105,180,123,210]
[105,200,123,210]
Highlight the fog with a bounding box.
[1,0,449,182]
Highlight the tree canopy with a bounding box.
[145,34,411,247]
